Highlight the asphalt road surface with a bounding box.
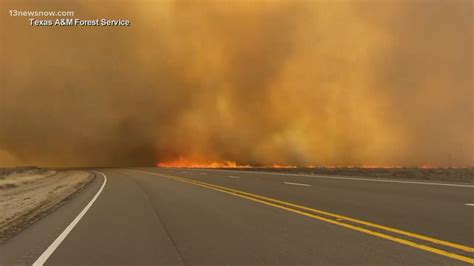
[1,168,473,265]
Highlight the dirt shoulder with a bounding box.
[0,170,94,241]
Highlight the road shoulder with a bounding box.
[0,171,100,265]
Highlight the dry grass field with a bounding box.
[0,168,94,241]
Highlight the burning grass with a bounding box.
[157,159,473,183]
[157,158,250,168]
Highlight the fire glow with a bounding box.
[157,159,443,169]
[157,158,302,168]
[156,158,250,168]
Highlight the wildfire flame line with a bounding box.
[156,158,250,168]
[157,158,445,169]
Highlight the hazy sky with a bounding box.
[0,0,472,167]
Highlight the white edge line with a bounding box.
[465,203,474,206]
[193,169,474,188]
[33,170,107,266]
[284,181,311,187]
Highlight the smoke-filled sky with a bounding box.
[0,0,472,167]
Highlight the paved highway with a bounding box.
[1,168,473,265]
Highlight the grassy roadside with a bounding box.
[0,170,95,242]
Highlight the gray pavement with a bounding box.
[0,168,472,265]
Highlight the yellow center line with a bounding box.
[130,169,474,264]
[184,175,474,252]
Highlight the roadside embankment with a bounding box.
[0,169,94,241]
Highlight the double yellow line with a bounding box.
[133,170,474,264]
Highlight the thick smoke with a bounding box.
[0,0,472,167]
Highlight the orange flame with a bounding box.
[271,164,297,168]
[156,158,441,169]
[157,158,250,168]
[157,158,302,168]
